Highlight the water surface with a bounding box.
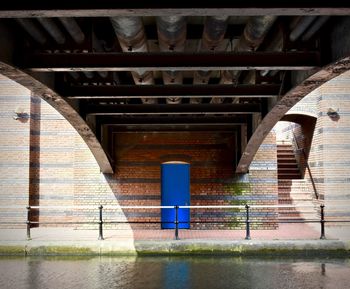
[0,256,350,289]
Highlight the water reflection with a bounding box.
[0,256,350,289]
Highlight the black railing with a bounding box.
[0,204,344,241]
[291,131,319,200]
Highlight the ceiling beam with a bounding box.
[63,84,280,99]
[21,52,320,72]
[0,1,349,17]
[86,103,261,115]
[96,115,248,125]
[106,124,240,131]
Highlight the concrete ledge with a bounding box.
[1,240,350,256]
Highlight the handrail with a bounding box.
[291,131,319,200]
[0,204,350,240]
[0,204,330,241]
[0,204,319,210]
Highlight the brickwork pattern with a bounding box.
[280,71,350,224]
[0,75,30,227]
[0,74,278,230]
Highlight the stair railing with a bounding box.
[291,131,319,200]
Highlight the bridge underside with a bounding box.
[0,3,349,173]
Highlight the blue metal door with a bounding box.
[161,162,190,229]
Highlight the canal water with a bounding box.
[0,256,350,289]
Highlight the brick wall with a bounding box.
[75,131,278,230]
[277,70,350,223]
[0,75,30,227]
[0,74,278,230]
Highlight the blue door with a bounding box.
[161,162,190,229]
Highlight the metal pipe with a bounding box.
[157,16,187,104]
[37,18,66,45]
[38,18,94,79]
[175,205,180,240]
[58,17,85,44]
[245,204,251,240]
[289,16,317,42]
[26,206,31,240]
[92,32,108,78]
[192,16,229,104]
[218,16,277,103]
[302,16,330,41]
[15,18,47,45]
[320,204,326,239]
[110,16,156,104]
[98,205,104,240]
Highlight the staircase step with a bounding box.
[278,164,298,169]
[278,167,300,170]
[277,153,295,158]
[277,151,294,154]
[278,173,302,177]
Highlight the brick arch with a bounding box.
[236,56,350,173]
[0,61,113,173]
[280,114,317,177]
[282,113,317,124]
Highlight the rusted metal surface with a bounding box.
[62,83,279,98]
[0,2,349,17]
[21,51,320,71]
[192,16,229,104]
[37,18,66,44]
[86,103,260,115]
[220,16,277,88]
[0,60,113,174]
[15,18,47,45]
[58,17,85,44]
[110,16,156,104]
[156,16,187,104]
[236,56,350,173]
[97,115,248,125]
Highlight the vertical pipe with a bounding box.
[245,204,251,240]
[320,204,326,240]
[98,205,104,240]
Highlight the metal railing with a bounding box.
[0,204,342,241]
[291,131,319,200]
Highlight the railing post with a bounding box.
[26,206,31,240]
[98,205,104,240]
[245,204,251,240]
[320,204,326,239]
[175,205,180,240]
